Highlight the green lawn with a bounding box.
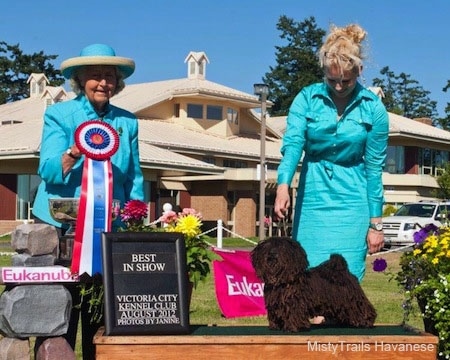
[0,235,424,359]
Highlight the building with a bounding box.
[0,53,449,235]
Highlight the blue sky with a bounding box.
[1,0,448,116]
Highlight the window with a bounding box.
[174,104,180,117]
[17,174,40,220]
[189,62,196,76]
[420,148,433,175]
[187,104,203,119]
[1,120,22,126]
[227,108,238,124]
[267,163,278,171]
[203,156,216,165]
[384,146,405,174]
[223,159,248,168]
[206,105,223,120]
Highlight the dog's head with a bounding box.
[250,237,309,286]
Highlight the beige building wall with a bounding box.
[233,190,257,238]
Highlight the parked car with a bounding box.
[383,201,450,246]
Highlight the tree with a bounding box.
[0,41,65,104]
[436,80,450,130]
[432,162,450,200]
[372,66,438,121]
[263,16,325,116]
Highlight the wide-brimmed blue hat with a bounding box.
[60,44,135,79]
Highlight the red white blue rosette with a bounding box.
[75,120,119,160]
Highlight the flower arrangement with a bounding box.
[119,200,214,289]
[374,224,450,359]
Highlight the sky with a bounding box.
[1,0,448,116]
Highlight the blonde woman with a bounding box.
[274,24,388,285]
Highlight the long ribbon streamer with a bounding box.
[72,159,113,276]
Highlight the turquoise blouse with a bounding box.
[278,82,389,218]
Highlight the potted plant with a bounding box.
[119,200,214,289]
[373,223,450,359]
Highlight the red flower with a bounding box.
[120,200,148,223]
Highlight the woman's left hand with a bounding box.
[367,229,384,254]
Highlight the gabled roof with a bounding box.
[41,86,68,100]
[111,78,261,113]
[27,73,49,84]
[184,51,210,64]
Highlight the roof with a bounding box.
[388,112,450,143]
[111,78,261,113]
[0,77,281,174]
[137,119,281,161]
[1,76,449,172]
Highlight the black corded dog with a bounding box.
[251,237,377,331]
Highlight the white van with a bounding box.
[383,201,450,246]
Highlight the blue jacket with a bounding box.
[32,94,144,228]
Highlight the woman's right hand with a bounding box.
[274,184,290,219]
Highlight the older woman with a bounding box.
[32,43,144,359]
[33,43,143,229]
[274,24,389,284]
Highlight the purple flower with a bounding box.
[413,223,438,244]
[372,258,387,272]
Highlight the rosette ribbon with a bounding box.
[71,120,119,276]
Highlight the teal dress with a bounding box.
[277,82,389,281]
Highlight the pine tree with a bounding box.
[0,41,64,104]
[263,16,325,116]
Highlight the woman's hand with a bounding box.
[62,145,81,175]
[367,228,384,254]
[274,184,291,219]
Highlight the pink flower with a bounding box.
[180,208,202,219]
[159,210,178,225]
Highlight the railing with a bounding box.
[198,219,293,249]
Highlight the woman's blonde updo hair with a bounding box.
[69,66,126,96]
[319,24,367,76]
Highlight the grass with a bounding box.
[0,234,425,359]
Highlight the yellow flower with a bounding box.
[174,214,202,239]
[413,248,422,256]
[432,257,439,265]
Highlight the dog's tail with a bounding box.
[315,254,353,286]
[328,254,348,272]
